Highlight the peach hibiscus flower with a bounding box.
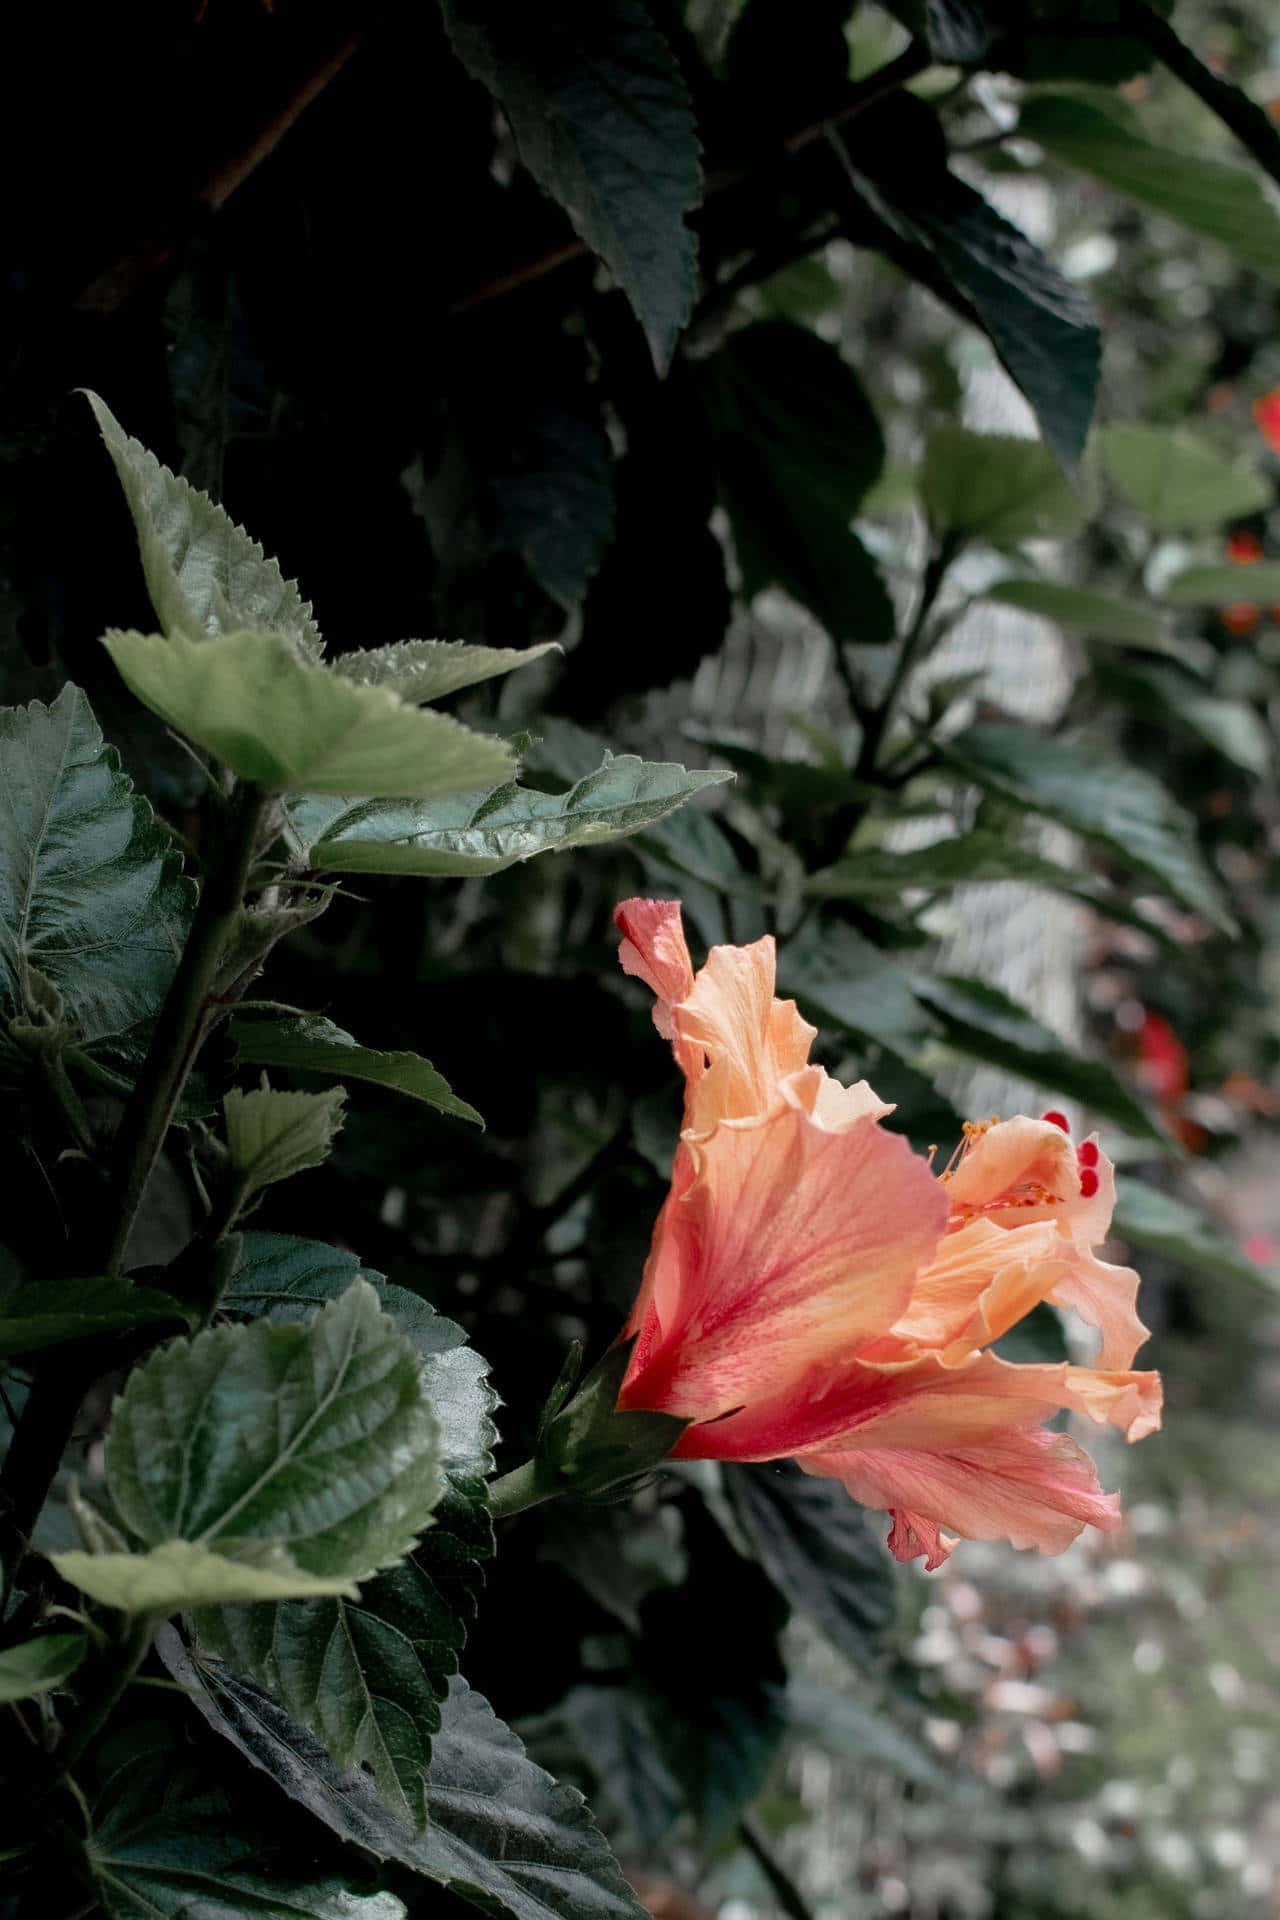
[614,899,1161,1571]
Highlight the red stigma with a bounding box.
[1042,1110,1070,1133]
[1077,1141,1099,1168]
[1079,1168,1100,1199]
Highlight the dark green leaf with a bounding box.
[439,0,701,373]
[53,1539,361,1613]
[944,722,1234,932]
[785,1678,953,1791]
[984,0,1164,84]
[726,1461,896,1667]
[85,390,324,657]
[779,920,939,1060]
[231,1012,482,1125]
[1113,1177,1275,1290]
[704,320,892,644]
[99,1280,442,1581]
[164,1636,648,1920]
[519,1686,682,1858]
[103,628,515,798]
[0,1277,191,1358]
[983,577,1165,646]
[489,404,616,607]
[0,1632,86,1702]
[1089,653,1271,777]
[542,1342,686,1500]
[284,752,732,877]
[0,684,192,1048]
[922,427,1088,544]
[88,1729,403,1920]
[211,1234,498,1834]
[1021,91,1280,285]
[912,972,1168,1145]
[1099,425,1270,530]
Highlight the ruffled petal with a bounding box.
[676,937,816,1128]
[1050,1249,1149,1370]
[945,1115,1114,1245]
[620,1082,949,1428]
[614,898,697,1059]
[809,1425,1123,1564]
[889,1217,1073,1357]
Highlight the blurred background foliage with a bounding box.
[7,1,1280,1915]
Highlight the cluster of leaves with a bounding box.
[4,1,1280,1915]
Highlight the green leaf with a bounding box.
[519,1686,682,1858]
[0,684,192,1048]
[922,427,1089,544]
[51,1539,360,1613]
[785,1678,954,1792]
[164,1637,649,1920]
[541,1342,686,1500]
[726,1462,896,1668]
[84,390,323,658]
[284,751,732,878]
[912,973,1168,1145]
[704,320,893,645]
[223,1081,346,1193]
[331,639,559,704]
[209,1234,498,1835]
[1020,92,1280,286]
[983,577,1165,646]
[232,1011,483,1125]
[0,1632,86,1702]
[1099,425,1270,531]
[944,722,1234,933]
[1113,1177,1274,1290]
[0,1277,191,1358]
[102,1279,442,1580]
[88,1730,405,1920]
[102,628,515,798]
[1162,562,1280,607]
[1090,653,1271,777]
[439,0,701,374]
[778,920,939,1061]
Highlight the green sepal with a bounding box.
[539,1341,686,1502]
[535,1339,585,1445]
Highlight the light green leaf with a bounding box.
[103,628,515,798]
[231,1012,482,1125]
[170,1642,650,1920]
[1162,561,1280,606]
[0,684,192,1047]
[331,638,559,704]
[778,921,939,1061]
[786,1679,953,1793]
[439,0,700,374]
[209,1233,498,1834]
[1113,1176,1274,1290]
[912,973,1168,1146]
[85,390,324,658]
[0,1632,86,1702]
[103,1279,442,1581]
[1020,92,1280,285]
[52,1539,359,1613]
[0,1277,191,1358]
[285,751,733,878]
[1099,424,1270,530]
[223,1081,346,1194]
[983,577,1165,647]
[945,722,1234,932]
[88,1730,406,1920]
[922,427,1089,544]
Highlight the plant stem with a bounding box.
[738,1812,817,1920]
[1123,0,1280,191]
[486,1459,559,1521]
[54,1614,157,1782]
[100,783,268,1277]
[856,533,959,779]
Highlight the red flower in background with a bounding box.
[614,900,1161,1571]
[1227,529,1263,564]
[1253,388,1280,452]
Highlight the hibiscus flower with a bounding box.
[614,898,1162,1571]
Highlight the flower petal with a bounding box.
[1050,1250,1149,1370]
[890,1217,1073,1357]
[621,1084,949,1428]
[809,1425,1124,1564]
[677,937,815,1127]
[945,1115,1115,1245]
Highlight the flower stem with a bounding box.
[486,1459,560,1520]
